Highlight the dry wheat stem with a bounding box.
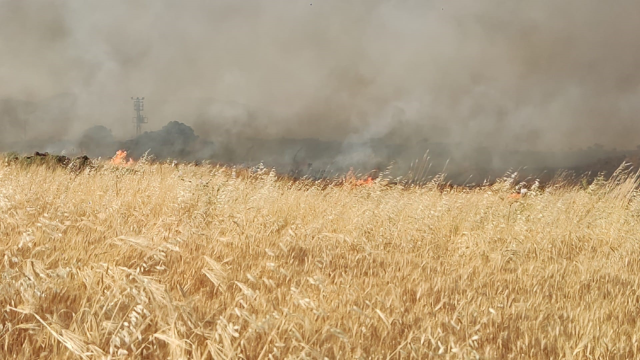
[1,160,640,358]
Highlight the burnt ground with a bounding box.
[4,149,636,197]
[2,121,639,188]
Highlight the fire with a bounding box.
[356,177,374,186]
[508,189,528,200]
[110,150,135,166]
[345,168,374,187]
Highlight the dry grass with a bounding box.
[2,158,640,359]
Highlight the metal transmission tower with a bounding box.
[131,97,148,137]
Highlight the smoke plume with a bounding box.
[2,0,640,177]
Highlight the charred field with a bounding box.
[5,119,640,189]
[2,153,640,358]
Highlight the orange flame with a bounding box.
[110,150,135,166]
[356,177,374,186]
[345,168,374,187]
[508,189,528,200]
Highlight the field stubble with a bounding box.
[1,158,640,359]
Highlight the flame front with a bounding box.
[356,177,374,186]
[110,150,134,166]
[345,168,374,187]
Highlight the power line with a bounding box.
[131,97,148,137]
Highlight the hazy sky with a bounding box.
[1,0,640,150]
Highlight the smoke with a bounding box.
[2,0,640,161]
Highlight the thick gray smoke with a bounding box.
[2,0,640,178]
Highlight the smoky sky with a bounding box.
[1,0,640,150]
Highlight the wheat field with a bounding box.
[1,157,640,359]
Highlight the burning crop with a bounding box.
[110,149,135,166]
[355,176,374,186]
[345,167,375,187]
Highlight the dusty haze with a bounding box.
[1,0,640,154]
